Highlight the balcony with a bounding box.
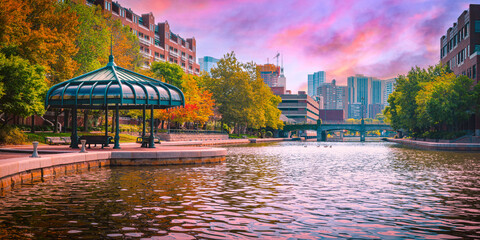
[181,56,186,61]
[139,37,151,46]
[169,51,178,57]
[141,51,152,59]
[139,24,149,31]
[154,56,165,62]
[188,59,193,64]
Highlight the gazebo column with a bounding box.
[114,103,120,149]
[142,105,146,137]
[70,107,79,148]
[105,105,109,147]
[149,105,155,148]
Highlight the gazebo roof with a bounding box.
[45,56,185,109]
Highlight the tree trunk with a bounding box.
[54,110,59,133]
[111,110,115,133]
[84,110,89,132]
[30,115,35,133]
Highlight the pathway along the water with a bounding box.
[0,142,479,239]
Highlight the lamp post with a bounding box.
[360,97,365,142]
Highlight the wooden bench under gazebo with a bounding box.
[45,54,184,149]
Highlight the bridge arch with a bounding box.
[281,122,392,142]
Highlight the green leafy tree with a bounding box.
[384,64,448,135]
[205,52,253,132]
[385,64,478,137]
[205,52,283,132]
[0,53,47,125]
[71,3,109,75]
[417,73,476,132]
[150,61,184,88]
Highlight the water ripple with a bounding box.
[0,142,479,239]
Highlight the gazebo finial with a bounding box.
[108,34,115,66]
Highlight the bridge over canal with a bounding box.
[282,121,392,142]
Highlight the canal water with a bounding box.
[1,142,479,239]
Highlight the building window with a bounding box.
[105,2,111,11]
[473,64,477,79]
[475,20,480,32]
[465,22,469,37]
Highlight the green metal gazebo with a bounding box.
[45,54,185,149]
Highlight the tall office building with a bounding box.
[347,74,374,119]
[440,4,480,134]
[369,79,383,118]
[88,0,200,74]
[317,79,348,120]
[257,64,280,87]
[317,80,345,109]
[198,56,219,74]
[271,66,287,95]
[382,78,397,106]
[308,71,326,97]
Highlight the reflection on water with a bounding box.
[1,142,480,239]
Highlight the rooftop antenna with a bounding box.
[281,53,284,74]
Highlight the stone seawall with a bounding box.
[0,148,226,195]
[386,138,480,151]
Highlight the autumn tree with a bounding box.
[0,0,79,85]
[181,74,215,125]
[154,74,215,128]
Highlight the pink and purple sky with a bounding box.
[122,0,472,92]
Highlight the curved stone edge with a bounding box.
[386,138,480,151]
[0,148,227,195]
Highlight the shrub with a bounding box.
[265,131,273,138]
[0,126,27,145]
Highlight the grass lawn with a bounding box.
[25,132,139,144]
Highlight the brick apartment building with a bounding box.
[440,4,480,133]
[87,0,200,74]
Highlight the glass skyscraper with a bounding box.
[198,56,220,74]
[308,71,326,97]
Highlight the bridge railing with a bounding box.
[322,121,390,125]
[284,121,390,126]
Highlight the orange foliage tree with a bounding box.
[0,0,79,85]
[105,14,142,71]
[155,74,214,129]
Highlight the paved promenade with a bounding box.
[0,138,288,194]
[386,138,480,151]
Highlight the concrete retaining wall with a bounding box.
[157,133,229,141]
[0,148,226,195]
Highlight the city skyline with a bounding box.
[120,0,471,92]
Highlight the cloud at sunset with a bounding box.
[121,0,471,91]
